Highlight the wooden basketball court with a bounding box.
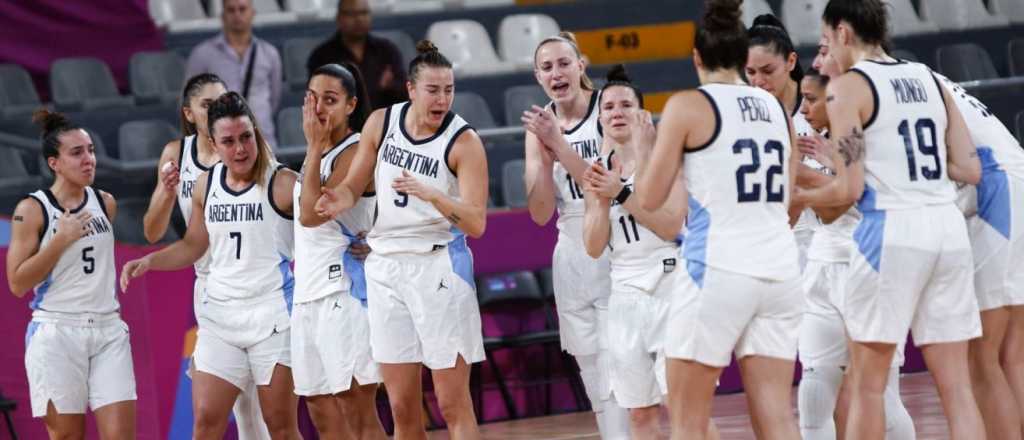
[426,372,951,439]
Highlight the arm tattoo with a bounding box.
[13,215,23,222]
[836,127,866,166]
[447,213,462,224]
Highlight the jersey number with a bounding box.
[618,214,641,244]
[567,174,584,200]
[898,118,941,181]
[82,246,94,274]
[733,139,785,203]
[394,191,408,207]
[229,232,242,259]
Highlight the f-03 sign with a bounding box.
[573,21,695,65]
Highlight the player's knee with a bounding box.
[388,396,422,427]
[436,389,473,423]
[260,402,296,435]
[628,406,658,428]
[798,367,842,428]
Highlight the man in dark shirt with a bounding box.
[307,0,408,109]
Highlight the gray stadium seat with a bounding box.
[452,92,497,129]
[283,38,321,91]
[1016,111,1024,145]
[0,64,42,120]
[485,141,525,206]
[118,120,178,174]
[273,106,307,164]
[209,0,297,25]
[130,51,186,106]
[376,30,417,68]
[114,197,179,244]
[1009,39,1024,77]
[498,14,560,70]
[781,0,826,46]
[0,145,43,197]
[991,0,1024,23]
[50,58,134,112]
[919,0,1009,30]
[427,20,516,77]
[284,0,333,18]
[891,49,919,63]
[147,0,219,32]
[886,0,939,36]
[742,0,775,27]
[936,43,1000,82]
[501,159,526,209]
[503,85,548,127]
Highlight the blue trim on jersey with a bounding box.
[30,274,52,310]
[339,222,369,307]
[24,321,40,348]
[448,228,474,287]
[0,219,10,246]
[976,147,1012,239]
[278,254,295,314]
[683,196,709,288]
[854,185,886,272]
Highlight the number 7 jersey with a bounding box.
[683,84,798,282]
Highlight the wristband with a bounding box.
[615,185,632,204]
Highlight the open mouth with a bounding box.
[551,82,569,93]
[429,110,446,118]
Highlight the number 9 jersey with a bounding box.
[683,84,798,282]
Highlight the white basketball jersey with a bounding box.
[550,91,603,242]
[684,84,799,282]
[27,187,118,314]
[204,163,294,304]
[935,73,1024,179]
[850,60,955,210]
[370,102,472,255]
[293,133,376,304]
[177,135,215,278]
[792,105,815,137]
[602,152,679,289]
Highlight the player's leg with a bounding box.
[883,366,915,440]
[1002,305,1024,431]
[338,381,387,440]
[192,371,243,439]
[234,383,271,440]
[431,356,481,440]
[969,307,1021,440]
[93,401,136,440]
[42,402,86,440]
[379,363,427,440]
[843,342,896,439]
[254,364,300,440]
[798,261,848,440]
[305,395,353,440]
[740,356,800,439]
[665,359,720,440]
[89,322,137,440]
[920,341,986,439]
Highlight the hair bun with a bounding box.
[558,31,580,44]
[751,13,786,31]
[703,0,743,32]
[605,64,632,83]
[32,109,71,136]
[415,40,440,55]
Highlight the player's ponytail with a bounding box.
[33,109,81,161]
[408,40,453,84]
[695,0,748,72]
[600,64,644,108]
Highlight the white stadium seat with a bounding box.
[427,19,516,77]
[781,0,826,46]
[990,0,1024,23]
[885,0,939,36]
[919,0,1009,30]
[742,0,775,27]
[498,14,561,70]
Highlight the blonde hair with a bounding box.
[533,31,594,91]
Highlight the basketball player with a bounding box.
[522,32,630,439]
[937,72,1024,439]
[292,63,386,439]
[141,73,271,440]
[795,1,984,438]
[7,110,135,438]
[637,1,803,437]
[315,41,487,440]
[795,62,915,440]
[580,65,684,439]
[121,92,301,440]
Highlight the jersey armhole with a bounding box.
[177,137,185,168]
[203,165,216,206]
[268,164,294,220]
[687,89,721,153]
[847,68,880,130]
[444,125,473,177]
[379,105,393,147]
[930,72,949,108]
[93,188,111,221]
[776,96,795,147]
[24,194,48,241]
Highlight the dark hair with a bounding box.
[408,40,452,83]
[803,66,830,88]
[33,109,82,161]
[823,0,889,46]
[180,73,227,136]
[206,92,275,185]
[309,62,371,132]
[600,64,644,108]
[748,14,803,82]
[534,31,594,91]
[695,0,748,72]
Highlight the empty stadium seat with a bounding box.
[209,0,297,25]
[427,20,516,77]
[284,0,334,18]
[1010,39,1024,76]
[936,43,1000,82]
[376,30,417,68]
[501,159,526,208]
[781,0,826,46]
[147,0,219,32]
[485,141,524,206]
[115,197,179,244]
[118,120,178,174]
[283,38,320,91]
[498,14,560,70]
[919,0,1009,30]
[50,58,135,112]
[274,106,307,164]
[0,64,42,120]
[130,51,186,106]
[886,0,939,36]
[0,146,43,197]
[452,92,497,129]
[503,85,548,126]
[390,0,446,14]
[991,0,1024,23]
[742,0,775,27]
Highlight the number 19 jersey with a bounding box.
[684,84,798,282]
[850,60,954,210]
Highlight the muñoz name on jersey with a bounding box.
[550,91,603,240]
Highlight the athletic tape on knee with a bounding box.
[595,395,631,440]
[798,365,843,429]
[884,367,916,440]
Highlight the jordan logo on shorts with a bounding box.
[438,279,449,291]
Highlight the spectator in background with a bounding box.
[307,0,408,109]
[186,0,282,144]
